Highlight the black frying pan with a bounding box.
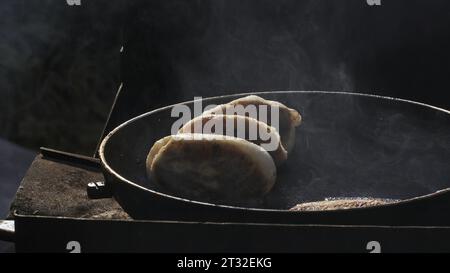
[99,91,450,226]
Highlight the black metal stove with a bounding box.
[2,0,450,253]
[2,83,450,253]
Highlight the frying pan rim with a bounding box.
[99,90,450,213]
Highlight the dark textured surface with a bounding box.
[0,0,121,155]
[10,155,130,220]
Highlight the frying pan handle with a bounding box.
[0,220,15,242]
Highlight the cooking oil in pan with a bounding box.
[289,197,400,211]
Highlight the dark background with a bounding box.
[0,0,122,156]
[0,0,449,252]
[1,0,450,156]
[120,0,450,128]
